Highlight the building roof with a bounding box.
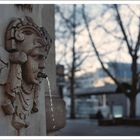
[75,84,119,97]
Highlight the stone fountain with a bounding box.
[0,4,65,136]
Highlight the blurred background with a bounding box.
[54,4,140,136]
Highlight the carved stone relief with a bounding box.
[0,47,9,84]
[1,16,52,131]
[15,4,33,12]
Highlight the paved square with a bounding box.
[56,119,140,136]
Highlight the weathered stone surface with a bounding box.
[0,4,65,136]
[0,47,9,84]
[3,16,52,132]
[0,5,53,136]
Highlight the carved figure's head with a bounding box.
[2,17,52,130]
[5,16,52,84]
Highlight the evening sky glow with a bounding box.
[55,4,140,76]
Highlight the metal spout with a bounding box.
[37,72,47,79]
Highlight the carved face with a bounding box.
[3,17,52,131]
[20,32,46,85]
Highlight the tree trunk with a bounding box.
[129,95,136,118]
[129,55,137,118]
[70,5,76,119]
[70,76,76,119]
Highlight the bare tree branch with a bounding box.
[76,53,90,68]
[127,5,140,18]
[114,4,133,56]
[82,6,118,85]
[98,24,124,41]
[135,18,140,54]
[56,5,73,32]
[126,15,134,47]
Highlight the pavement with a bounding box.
[55,119,140,136]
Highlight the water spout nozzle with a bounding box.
[37,72,47,79]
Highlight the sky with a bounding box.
[55,4,140,76]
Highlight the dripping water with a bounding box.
[46,77,56,130]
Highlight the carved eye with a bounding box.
[31,54,44,61]
[38,55,44,60]
[29,47,45,61]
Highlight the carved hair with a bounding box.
[5,16,52,57]
[15,4,33,12]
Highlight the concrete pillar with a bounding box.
[0,4,55,136]
[41,5,65,134]
[103,94,106,106]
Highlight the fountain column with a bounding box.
[0,4,56,136]
[42,5,66,134]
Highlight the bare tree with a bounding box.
[82,4,140,118]
[55,5,90,119]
